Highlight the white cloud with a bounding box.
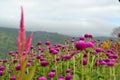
[0,0,119,36]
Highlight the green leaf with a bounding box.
[74,74,80,80]
[25,63,36,80]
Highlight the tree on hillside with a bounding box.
[111,27,120,37]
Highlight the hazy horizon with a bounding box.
[0,0,120,37]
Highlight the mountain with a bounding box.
[0,27,71,59]
[0,27,115,59]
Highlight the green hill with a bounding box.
[0,27,71,59]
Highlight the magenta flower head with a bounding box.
[0,71,4,76]
[28,59,33,63]
[84,34,89,38]
[38,76,47,80]
[51,68,56,72]
[8,70,12,74]
[48,72,55,78]
[64,55,72,60]
[0,65,5,71]
[26,63,31,67]
[112,54,118,59]
[37,55,41,59]
[79,37,85,41]
[16,64,21,70]
[66,68,71,73]
[45,41,51,45]
[75,40,86,50]
[37,41,42,45]
[100,60,106,65]
[86,41,94,48]
[3,59,7,63]
[10,76,16,80]
[107,61,114,67]
[88,34,92,38]
[9,51,14,55]
[65,74,73,80]
[40,61,49,67]
[95,48,103,53]
[52,50,58,55]
[106,52,113,58]
[83,58,87,65]
[13,59,18,63]
[56,57,60,61]
[58,76,64,80]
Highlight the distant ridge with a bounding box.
[0,27,71,59]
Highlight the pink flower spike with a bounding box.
[20,6,24,32]
[17,6,26,55]
[26,32,33,54]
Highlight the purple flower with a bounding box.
[107,61,114,67]
[106,52,113,58]
[88,34,92,38]
[84,34,89,38]
[75,40,86,50]
[0,60,2,62]
[83,58,87,65]
[66,68,71,73]
[58,76,64,80]
[48,72,55,78]
[30,46,34,49]
[71,38,75,43]
[9,51,13,55]
[8,70,12,74]
[51,68,56,72]
[45,41,51,45]
[16,64,21,70]
[10,76,16,80]
[49,48,54,53]
[40,61,49,67]
[104,58,110,63]
[100,60,106,65]
[56,57,60,61]
[37,55,41,59]
[40,57,44,61]
[0,65,5,71]
[86,42,94,48]
[37,41,42,45]
[64,55,72,60]
[13,59,18,63]
[65,74,73,80]
[79,37,85,41]
[0,71,4,76]
[52,50,58,55]
[38,76,47,80]
[95,60,100,66]
[26,63,31,67]
[112,54,118,59]
[3,59,7,63]
[95,48,103,53]
[28,59,33,63]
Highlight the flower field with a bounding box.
[0,7,120,80]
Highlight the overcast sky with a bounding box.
[0,0,120,36]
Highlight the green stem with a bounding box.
[110,67,112,79]
[113,67,116,80]
[81,53,84,80]
[73,56,76,80]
